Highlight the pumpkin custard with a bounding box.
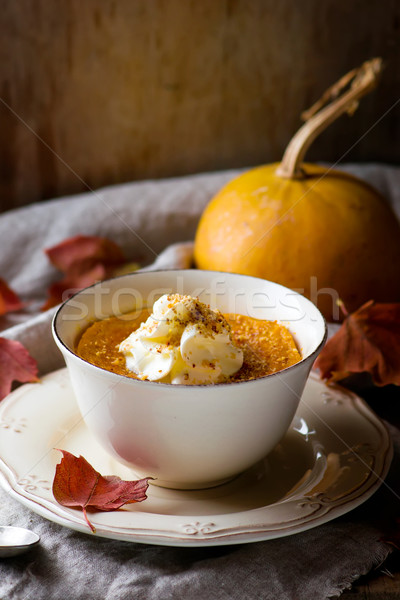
[76,294,301,384]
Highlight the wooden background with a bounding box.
[1,0,400,212]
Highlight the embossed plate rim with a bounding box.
[0,369,392,547]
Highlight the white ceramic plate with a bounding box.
[0,369,392,547]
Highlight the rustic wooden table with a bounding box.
[341,552,400,598]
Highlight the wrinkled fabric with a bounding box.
[0,164,399,600]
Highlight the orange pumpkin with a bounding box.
[194,59,400,321]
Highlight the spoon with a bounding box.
[0,526,40,557]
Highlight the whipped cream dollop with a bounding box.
[119,294,243,385]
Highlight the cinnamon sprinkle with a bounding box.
[76,306,301,382]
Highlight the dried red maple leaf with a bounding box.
[315,300,400,386]
[53,450,151,532]
[0,338,39,400]
[42,235,126,310]
[0,279,25,315]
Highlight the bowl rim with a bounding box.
[52,268,328,389]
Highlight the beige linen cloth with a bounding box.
[0,164,400,600]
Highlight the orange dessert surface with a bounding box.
[76,308,301,383]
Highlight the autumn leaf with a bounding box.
[53,450,151,532]
[42,235,127,310]
[43,264,110,311]
[46,234,125,274]
[0,279,25,315]
[0,338,39,400]
[315,300,400,386]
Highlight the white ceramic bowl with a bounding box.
[52,269,326,489]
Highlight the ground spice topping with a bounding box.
[76,297,301,383]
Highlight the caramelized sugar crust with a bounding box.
[224,314,301,381]
[76,310,301,382]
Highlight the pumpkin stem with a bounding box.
[275,58,383,180]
